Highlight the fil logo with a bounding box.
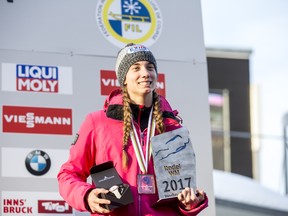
[1,63,73,94]
[2,105,72,135]
[100,70,166,97]
[96,0,163,47]
[38,200,73,214]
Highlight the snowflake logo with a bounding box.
[123,0,142,15]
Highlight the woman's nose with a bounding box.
[140,67,150,77]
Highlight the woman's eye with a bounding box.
[148,66,155,70]
[133,66,140,71]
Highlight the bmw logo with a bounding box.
[25,150,51,176]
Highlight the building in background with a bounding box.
[206,48,288,215]
[207,48,253,178]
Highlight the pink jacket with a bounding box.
[57,89,208,216]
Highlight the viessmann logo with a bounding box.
[2,106,72,135]
[1,63,73,94]
[100,70,166,97]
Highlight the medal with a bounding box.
[137,174,156,194]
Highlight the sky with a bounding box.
[200,0,288,194]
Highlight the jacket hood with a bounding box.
[103,88,123,110]
[103,89,179,122]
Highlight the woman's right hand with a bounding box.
[87,188,112,214]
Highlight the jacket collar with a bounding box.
[103,89,179,122]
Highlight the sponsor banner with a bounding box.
[96,0,163,48]
[1,63,73,94]
[100,70,121,95]
[1,191,74,215]
[100,69,166,97]
[156,73,165,98]
[2,105,72,135]
[25,149,51,176]
[1,147,69,178]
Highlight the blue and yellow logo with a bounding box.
[96,0,162,47]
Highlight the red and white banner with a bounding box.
[100,69,166,97]
[2,105,72,135]
[2,191,74,215]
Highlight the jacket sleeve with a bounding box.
[178,195,209,216]
[57,114,97,211]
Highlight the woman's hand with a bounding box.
[177,187,206,210]
[87,188,112,214]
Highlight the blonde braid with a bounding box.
[121,89,164,169]
[153,91,165,134]
[122,86,132,169]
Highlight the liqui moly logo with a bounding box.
[1,63,73,94]
[38,200,73,214]
[16,64,58,92]
[100,70,166,97]
[2,106,72,135]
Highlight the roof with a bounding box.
[206,47,252,59]
[213,169,288,212]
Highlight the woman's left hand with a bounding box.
[177,187,206,210]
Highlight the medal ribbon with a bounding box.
[130,107,156,174]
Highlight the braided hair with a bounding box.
[121,87,165,169]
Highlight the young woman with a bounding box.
[57,43,208,215]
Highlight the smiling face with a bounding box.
[124,61,157,106]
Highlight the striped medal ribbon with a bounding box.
[130,107,156,174]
